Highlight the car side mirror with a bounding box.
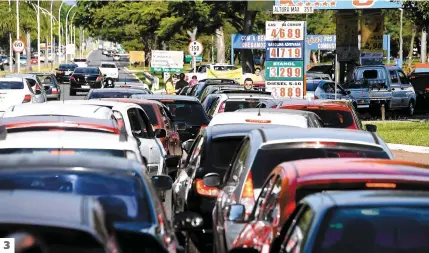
[155,128,167,138]
[174,211,203,231]
[151,175,173,191]
[203,172,221,187]
[55,68,58,70]
[176,123,186,131]
[182,139,194,153]
[165,155,181,168]
[366,124,377,132]
[228,248,259,253]
[226,204,246,222]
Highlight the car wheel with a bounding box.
[69,89,76,96]
[406,100,415,116]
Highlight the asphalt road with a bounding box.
[60,49,139,100]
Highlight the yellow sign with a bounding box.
[207,68,244,83]
[361,10,384,52]
[129,51,145,63]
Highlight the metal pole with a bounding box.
[399,8,403,67]
[16,0,20,73]
[37,0,40,72]
[58,1,65,63]
[50,0,53,69]
[8,0,12,72]
[65,5,76,63]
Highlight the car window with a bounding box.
[162,101,209,125]
[389,70,399,84]
[227,138,250,184]
[127,108,148,138]
[208,137,244,177]
[207,97,221,116]
[136,108,152,138]
[260,175,283,224]
[305,109,355,128]
[188,135,205,173]
[100,64,116,68]
[398,70,409,84]
[224,99,261,112]
[281,206,313,253]
[74,68,98,74]
[0,81,24,89]
[251,175,275,220]
[139,104,159,126]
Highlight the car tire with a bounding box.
[69,89,76,96]
[406,100,415,116]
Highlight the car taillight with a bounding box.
[241,171,255,216]
[200,125,207,131]
[51,88,57,94]
[70,76,75,81]
[96,76,102,81]
[195,179,220,197]
[218,101,226,113]
[22,94,31,103]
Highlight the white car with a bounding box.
[99,62,119,81]
[4,74,47,103]
[113,55,121,61]
[206,91,274,118]
[2,103,115,119]
[0,77,45,116]
[49,100,167,175]
[72,58,88,68]
[0,117,144,167]
[208,109,324,128]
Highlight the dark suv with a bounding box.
[55,64,78,83]
[69,67,103,96]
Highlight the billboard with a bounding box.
[150,50,184,73]
[129,51,145,64]
[306,35,336,50]
[231,34,265,49]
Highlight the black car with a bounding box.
[70,67,104,95]
[55,63,78,83]
[130,94,211,142]
[0,190,123,253]
[173,124,287,252]
[0,154,202,253]
[192,78,240,100]
[86,88,150,99]
[409,70,429,110]
[231,190,429,253]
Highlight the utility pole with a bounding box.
[58,1,65,63]
[65,4,76,63]
[187,28,198,73]
[399,8,403,67]
[50,0,53,70]
[8,0,12,72]
[16,0,20,73]
[37,0,41,72]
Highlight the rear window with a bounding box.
[0,171,151,223]
[74,59,86,62]
[0,148,127,157]
[0,81,23,89]
[162,101,209,125]
[224,99,261,112]
[306,80,320,91]
[100,64,116,68]
[250,146,390,187]
[59,64,78,70]
[305,109,355,128]
[37,75,56,87]
[315,207,429,251]
[88,90,148,99]
[74,68,99,74]
[410,73,429,92]
[139,104,159,125]
[209,137,243,175]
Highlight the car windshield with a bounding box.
[139,104,159,125]
[315,207,429,252]
[303,109,354,128]
[306,80,320,92]
[250,146,390,187]
[162,100,209,125]
[224,99,262,112]
[89,90,148,99]
[74,68,98,74]
[100,64,116,68]
[0,81,23,89]
[0,148,127,158]
[209,137,243,175]
[0,171,151,223]
[409,73,429,93]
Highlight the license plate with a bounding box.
[81,85,90,88]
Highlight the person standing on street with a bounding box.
[175,73,189,94]
[165,76,176,95]
[188,75,198,88]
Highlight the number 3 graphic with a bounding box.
[4,241,9,249]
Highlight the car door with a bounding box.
[389,70,403,108]
[398,70,413,107]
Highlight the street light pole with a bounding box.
[71,11,77,59]
[37,0,41,72]
[58,1,65,63]
[50,0,53,70]
[65,4,76,63]
[399,8,403,67]
[16,0,20,73]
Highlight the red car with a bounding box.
[277,99,365,130]
[230,158,429,252]
[103,98,182,156]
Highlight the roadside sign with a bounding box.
[266,81,303,98]
[265,61,304,81]
[12,40,25,53]
[150,50,184,73]
[265,41,303,61]
[273,5,314,14]
[265,21,304,41]
[188,41,203,56]
[185,54,202,63]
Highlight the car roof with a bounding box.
[0,77,24,82]
[282,158,429,182]
[309,190,429,207]
[0,190,105,236]
[90,88,148,93]
[236,108,318,116]
[28,72,54,75]
[49,99,139,110]
[130,94,200,102]
[101,98,164,107]
[100,62,116,65]
[4,74,37,79]
[0,154,143,172]
[207,124,290,139]
[3,104,113,119]
[255,127,382,146]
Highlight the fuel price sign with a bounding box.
[265,41,304,61]
[266,81,304,99]
[265,61,304,81]
[265,21,305,41]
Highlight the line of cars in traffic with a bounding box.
[1,70,429,253]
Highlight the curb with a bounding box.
[124,67,142,82]
[388,143,429,154]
